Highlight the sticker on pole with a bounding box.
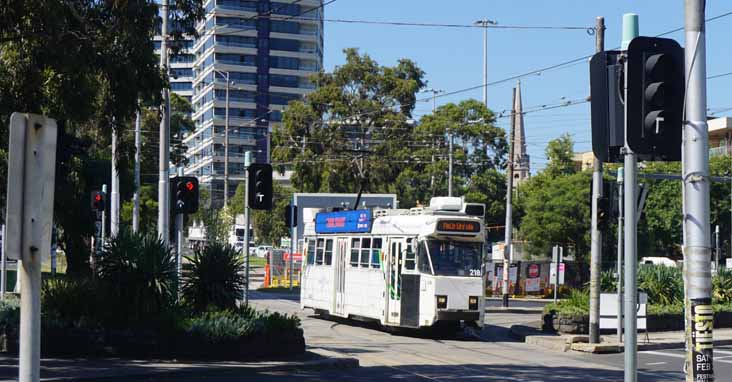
[690,298,714,381]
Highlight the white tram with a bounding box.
[300,197,485,328]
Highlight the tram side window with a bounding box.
[360,238,371,267]
[371,238,382,268]
[316,238,325,265]
[350,238,360,266]
[307,240,316,265]
[324,239,333,265]
[418,240,432,274]
[404,238,416,270]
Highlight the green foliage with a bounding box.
[543,289,589,315]
[0,296,19,332]
[97,230,178,327]
[637,264,684,306]
[517,170,591,262]
[120,184,158,235]
[544,133,576,177]
[184,307,301,344]
[714,268,732,304]
[600,270,618,293]
[41,277,100,328]
[183,242,246,313]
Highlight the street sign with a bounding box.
[550,263,565,285]
[600,292,647,330]
[4,113,58,261]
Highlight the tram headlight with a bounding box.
[436,295,448,309]
[469,296,479,311]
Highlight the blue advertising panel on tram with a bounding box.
[315,210,372,234]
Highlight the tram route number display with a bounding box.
[690,298,714,381]
[436,220,480,234]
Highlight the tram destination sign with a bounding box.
[436,220,480,234]
[315,210,372,234]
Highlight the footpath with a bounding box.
[510,323,732,354]
[0,348,358,381]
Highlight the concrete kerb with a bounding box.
[28,349,359,382]
[485,307,544,314]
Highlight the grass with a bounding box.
[247,256,267,268]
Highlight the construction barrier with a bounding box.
[263,249,302,288]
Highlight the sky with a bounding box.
[320,0,732,172]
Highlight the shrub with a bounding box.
[600,270,618,293]
[41,277,100,328]
[183,242,246,313]
[185,310,258,343]
[97,229,178,327]
[714,268,732,304]
[543,288,589,315]
[0,297,20,332]
[638,264,683,306]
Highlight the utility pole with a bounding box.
[244,151,251,306]
[448,130,453,197]
[716,225,721,272]
[133,110,141,233]
[101,184,107,247]
[683,1,714,380]
[621,13,639,382]
[426,88,442,193]
[223,71,231,206]
[474,19,497,108]
[111,125,120,237]
[158,0,171,244]
[589,16,605,345]
[617,167,624,343]
[175,167,184,301]
[502,87,517,308]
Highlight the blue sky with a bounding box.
[321,0,732,172]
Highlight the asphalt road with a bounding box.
[218,291,732,381]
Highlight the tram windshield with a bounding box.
[421,240,482,277]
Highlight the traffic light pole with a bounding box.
[588,15,605,345]
[621,12,639,382]
[502,87,517,308]
[133,110,141,233]
[101,184,107,248]
[175,169,183,301]
[244,152,251,306]
[683,1,714,380]
[617,167,624,344]
[158,0,171,245]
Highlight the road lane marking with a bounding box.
[645,361,667,366]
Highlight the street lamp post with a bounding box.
[474,19,498,108]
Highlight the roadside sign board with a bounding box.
[528,263,540,278]
[4,113,58,261]
[550,263,565,285]
[600,292,647,330]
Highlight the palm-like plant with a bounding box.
[182,242,246,312]
[97,229,178,327]
[713,268,732,304]
[638,264,684,306]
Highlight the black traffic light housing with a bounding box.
[626,36,684,161]
[248,163,273,210]
[285,204,298,227]
[590,50,625,163]
[172,176,199,214]
[91,191,106,211]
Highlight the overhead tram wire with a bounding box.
[419,9,732,103]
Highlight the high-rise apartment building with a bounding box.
[160,0,324,205]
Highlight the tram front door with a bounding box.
[386,237,405,325]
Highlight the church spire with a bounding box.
[512,80,530,184]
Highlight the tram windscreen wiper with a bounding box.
[426,240,482,277]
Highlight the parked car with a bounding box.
[255,245,273,258]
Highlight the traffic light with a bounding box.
[626,36,684,161]
[248,163,273,210]
[285,204,298,227]
[172,176,199,214]
[590,50,625,163]
[91,191,106,211]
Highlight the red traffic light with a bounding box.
[94,194,102,202]
[186,181,195,191]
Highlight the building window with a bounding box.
[171,82,193,91]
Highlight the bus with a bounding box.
[300,197,486,329]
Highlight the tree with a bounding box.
[273,48,426,195]
[544,133,576,177]
[0,1,204,275]
[229,182,293,246]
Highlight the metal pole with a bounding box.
[621,13,639,382]
[101,184,107,247]
[716,225,720,272]
[1,224,5,299]
[448,130,453,197]
[111,126,120,237]
[224,72,230,206]
[482,24,488,107]
[589,15,605,345]
[18,244,41,382]
[158,0,171,244]
[617,167,624,343]
[290,197,296,290]
[289,202,295,290]
[502,87,517,308]
[244,151,251,305]
[684,2,714,380]
[133,110,141,233]
[553,246,558,303]
[176,167,183,300]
